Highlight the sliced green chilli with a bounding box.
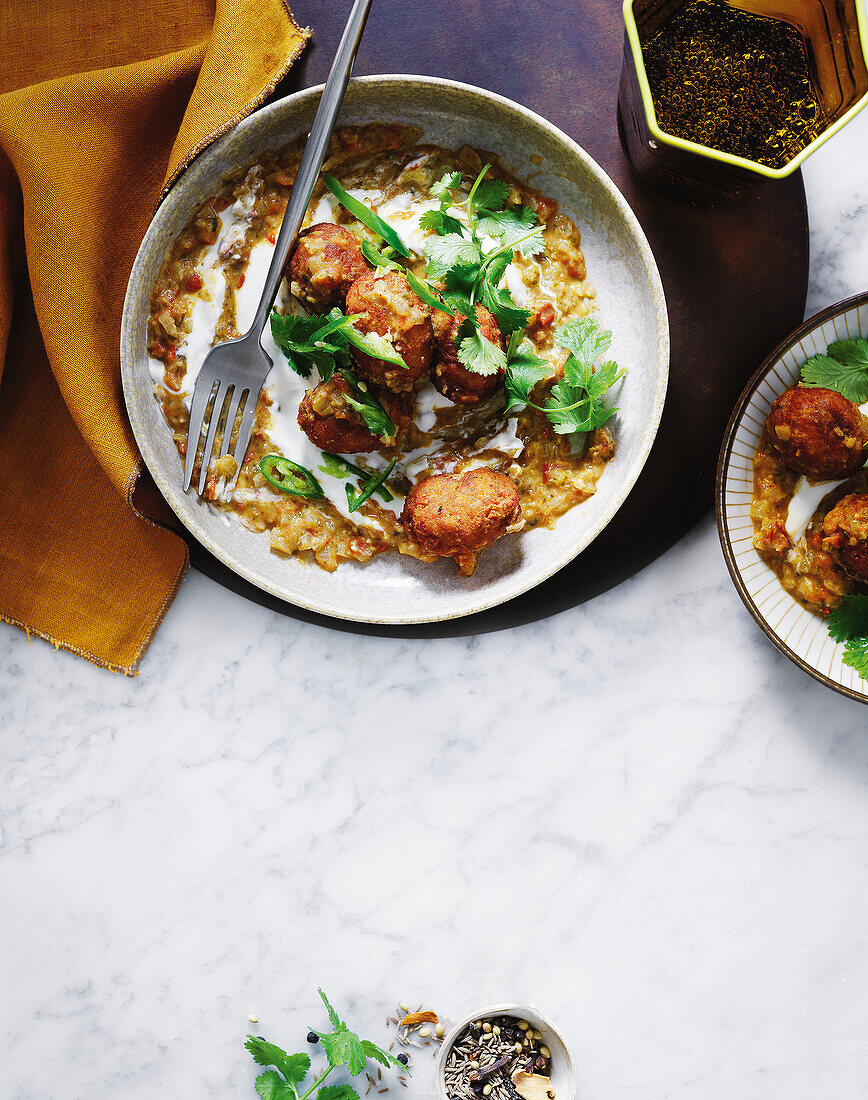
[323,174,412,257]
[259,455,325,499]
[318,451,394,503]
[405,269,454,315]
[345,458,398,513]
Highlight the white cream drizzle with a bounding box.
[784,477,844,543]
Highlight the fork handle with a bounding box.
[249,0,374,340]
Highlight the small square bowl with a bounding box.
[618,0,868,199]
[434,1004,577,1100]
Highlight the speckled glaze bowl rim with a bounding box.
[715,289,868,704]
[433,1003,577,1100]
[122,74,669,625]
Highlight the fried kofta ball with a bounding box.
[297,375,410,453]
[431,304,505,405]
[765,385,868,479]
[401,469,521,570]
[822,493,868,579]
[344,269,433,392]
[288,223,370,311]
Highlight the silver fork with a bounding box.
[183,0,374,494]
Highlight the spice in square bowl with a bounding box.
[434,1005,576,1100]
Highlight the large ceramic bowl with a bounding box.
[717,291,868,703]
[121,75,669,624]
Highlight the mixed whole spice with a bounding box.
[643,0,826,168]
[444,1016,554,1100]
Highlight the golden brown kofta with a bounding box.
[401,469,521,568]
[297,375,409,452]
[766,386,868,479]
[822,492,868,579]
[431,305,504,405]
[344,269,433,391]
[289,223,370,311]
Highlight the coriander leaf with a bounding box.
[829,594,868,682]
[339,371,397,440]
[827,593,868,643]
[419,208,464,237]
[801,352,868,405]
[544,377,618,435]
[318,989,343,1031]
[245,1038,310,1084]
[319,1086,361,1100]
[425,233,482,273]
[360,1040,406,1071]
[476,205,537,242]
[501,222,545,258]
[481,279,532,336]
[828,338,868,370]
[457,323,508,377]
[323,174,411,257]
[482,250,511,288]
[431,170,463,201]
[504,347,550,412]
[472,178,510,213]
[554,316,612,367]
[314,1028,366,1076]
[255,1072,292,1100]
[842,636,868,681]
[314,990,405,1073]
[545,380,593,434]
[360,241,400,271]
[442,290,474,318]
[584,359,626,398]
[465,163,493,223]
[404,269,453,315]
[442,262,482,297]
[256,1071,296,1100]
[270,311,349,380]
[506,328,525,359]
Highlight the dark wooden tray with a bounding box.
[188,0,809,636]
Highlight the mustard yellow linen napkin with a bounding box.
[0,0,309,673]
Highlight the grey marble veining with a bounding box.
[2,109,868,1100]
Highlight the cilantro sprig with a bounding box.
[827,594,868,681]
[422,164,543,369]
[246,989,405,1100]
[800,337,868,405]
[504,316,625,435]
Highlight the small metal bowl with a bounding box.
[434,1004,577,1100]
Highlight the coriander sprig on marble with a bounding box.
[246,990,407,1100]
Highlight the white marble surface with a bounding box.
[3,106,868,1100]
